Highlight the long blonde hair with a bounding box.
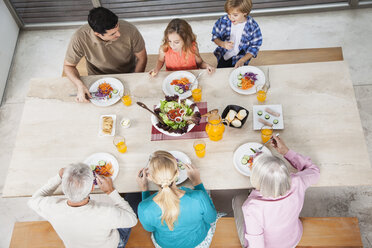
[162,18,197,56]
[149,151,180,230]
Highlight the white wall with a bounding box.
[0,1,19,104]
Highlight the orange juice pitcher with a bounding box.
[205,110,225,141]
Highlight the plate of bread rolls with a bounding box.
[221,105,249,128]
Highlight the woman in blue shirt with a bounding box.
[136,151,217,248]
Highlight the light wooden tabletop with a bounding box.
[3,61,372,197]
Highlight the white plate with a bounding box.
[84,152,119,188]
[252,104,284,130]
[89,77,123,107]
[151,99,199,137]
[98,114,116,137]
[162,71,198,99]
[169,150,189,185]
[233,142,272,176]
[229,66,265,95]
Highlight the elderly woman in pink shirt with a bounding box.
[232,135,320,248]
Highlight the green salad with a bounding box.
[154,95,201,134]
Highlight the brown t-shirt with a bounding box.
[65,20,145,75]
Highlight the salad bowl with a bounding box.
[151,96,201,137]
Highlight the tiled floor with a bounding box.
[1,8,372,248]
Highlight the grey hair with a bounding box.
[250,154,291,198]
[62,163,94,203]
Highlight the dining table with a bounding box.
[2,61,372,197]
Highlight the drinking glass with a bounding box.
[256,84,267,103]
[113,135,127,153]
[191,84,202,102]
[121,88,132,106]
[193,140,206,158]
[261,126,273,144]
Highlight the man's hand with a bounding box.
[96,175,115,194]
[271,135,289,155]
[184,163,202,186]
[224,41,234,50]
[59,168,65,178]
[234,59,246,68]
[136,168,149,191]
[76,85,91,103]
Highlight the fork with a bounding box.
[139,154,153,178]
[257,133,280,152]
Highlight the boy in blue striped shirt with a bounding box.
[212,0,262,68]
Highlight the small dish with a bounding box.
[120,118,131,128]
[98,114,116,137]
[221,105,249,128]
[252,104,284,130]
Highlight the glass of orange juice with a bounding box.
[191,84,202,102]
[261,125,273,144]
[256,84,267,103]
[113,135,127,153]
[193,140,206,158]
[121,88,132,106]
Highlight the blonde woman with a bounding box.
[232,136,320,248]
[136,151,217,248]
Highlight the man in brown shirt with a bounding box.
[64,7,147,102]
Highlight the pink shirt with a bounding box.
[242,150,320,248]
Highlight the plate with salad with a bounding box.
[162,71,198,99]
[89,77,123,107]
[169,150,190,185]
[233,142,271,176]
[229,66,265,95]
[84,152,119,188]
[152,95,201,136]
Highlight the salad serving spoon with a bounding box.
[136,101,166,125]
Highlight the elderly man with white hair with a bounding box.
[28,163,137,248]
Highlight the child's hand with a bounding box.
[224,41,234,50]
[206,65,215,74]
[234,59,245,68]
[149,69,158,77]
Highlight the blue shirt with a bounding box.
[138,184,217,248]
[212,15,263,66]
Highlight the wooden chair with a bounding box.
[61,47,343,77]
[10,217,363,248]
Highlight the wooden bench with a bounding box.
[61,47,343,77]
[10,217,363,248]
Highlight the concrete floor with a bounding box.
[1,8,372,247]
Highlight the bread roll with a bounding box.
[226,109,237,123]
[236,109,247,120]
[231,118,242,127]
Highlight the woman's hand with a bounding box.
[224,41,234,50]
[184,163,202,186]
[149,69,158,78]
[136,168,149,191]
[271,135,289,155]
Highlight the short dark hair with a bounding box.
[88,7,118,35]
